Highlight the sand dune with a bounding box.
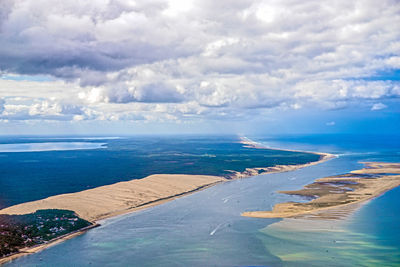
[0,174,225,222]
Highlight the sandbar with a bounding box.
[242,162,400,219]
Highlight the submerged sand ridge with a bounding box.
[0,174,225,222]
[242,162,400,219]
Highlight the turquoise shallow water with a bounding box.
[3,134,400,266]
[254,134,400,266]
[258,187,400,266]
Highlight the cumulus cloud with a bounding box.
[0,0,200,76]
[0,98,5,113]
[0,0,399,123]
[371,103,387,111]
[0,97,86,121]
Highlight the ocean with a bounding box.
[2,134,400,266]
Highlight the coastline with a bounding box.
[242,162,400,219]
[0,176,224,265]
[0,224,99,265]
[0,175,226,222]
[0,138,334,265]
[231,137,336,179]
[239,136,334,159]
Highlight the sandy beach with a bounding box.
[239,136,334,159]
[230,137,335,179]
[242,162,400,219]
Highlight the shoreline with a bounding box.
[242,162,400,219]
[230,137,336,179]
[239,136,334,159]
[0,178,224,265]
[0,175,226,222]
[0,224,100,265]
[0,138,334,265]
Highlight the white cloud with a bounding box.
[0,0,399,124]
[326,121,335,126]
[163,0,194,17]
[371,103,387,111]
[0,98,5,113]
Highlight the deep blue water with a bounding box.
[2,134,400,266]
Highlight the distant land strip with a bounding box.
[242,162,400,219]
[230,137,335,178]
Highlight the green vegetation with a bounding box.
[0,209,91,257]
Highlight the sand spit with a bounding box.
[226,157,334,179]
[239,136,334,159]
[0,174,225,222]
[230,137,336,179]
[242,162,400,219]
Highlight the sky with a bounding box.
[0,0,399,135]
